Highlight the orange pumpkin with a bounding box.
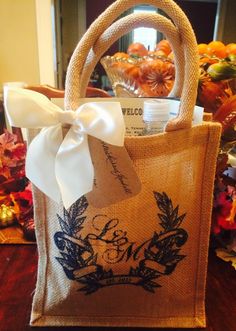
[127,42,148,57]
[198,43,208,55]
[155,40,172,56]
[226,43,236,56]
[207,41,226,59]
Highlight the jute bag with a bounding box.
[14,0,223,328]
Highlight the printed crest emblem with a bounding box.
[54,192,188,294]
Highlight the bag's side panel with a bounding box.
[193,122,221,325]
[30,123,221,328]
[29,187,49,324]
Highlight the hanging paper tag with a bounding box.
[86,136,141,208]
[52,97,143,207]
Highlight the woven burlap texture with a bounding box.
[30,123,221,327]
[30,0,221,328]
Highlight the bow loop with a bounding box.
[4,87,62,128]
[4,87,125,208]
[74,102,125,146]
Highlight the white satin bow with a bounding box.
[4,87,125,209]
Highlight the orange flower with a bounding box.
[139,59,175,96]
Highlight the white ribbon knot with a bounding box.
[4,87,125,209]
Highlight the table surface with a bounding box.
[0,245,235,331]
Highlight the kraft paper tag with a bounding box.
[86,136,141,208]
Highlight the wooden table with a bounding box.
[0,245,235,331]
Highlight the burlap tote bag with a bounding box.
[5,0,222,328]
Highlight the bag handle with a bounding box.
[65,0,199,131]
[79,12,184,100]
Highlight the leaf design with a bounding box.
[56,257,76,270]
[142,280,161,293]
[172,213,186,228]
[54,191,188,295]
[170,206,178,226]
[54,231,66,250]
[54,196,98,287]
[63,197,89,237]
[58,215,71,236]
[144,248,157,260]
[72,218,86,236]
[55,257,76,280]
[154,191,187,231]
[68,195,88,218]
[60,252,76,264]
[158,213,169,231]
[138,192,188,292]
[154,191,173,216]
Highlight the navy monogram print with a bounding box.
[54,192,188,294]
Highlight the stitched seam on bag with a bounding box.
[27,128,47,322]
[33,316,204,327]
[41,193,48,316]
[195,317,206,327]
[193,124,210,319]
[194,123,221,320]
[126,125,209,159]
[33,123,219,322]
[30,313,43,324]
[39,314,204,319]
[32,187,48,321]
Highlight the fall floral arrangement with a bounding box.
[0,130,35,241]
[102,40,236,260]
[197,41,236,257]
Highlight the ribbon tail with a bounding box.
[26,125,62,203]
[55,129,94,209]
